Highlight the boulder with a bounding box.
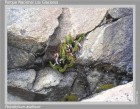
[32,68,78,101]
[77,15,133,74]
[7,8,62,42]
[8,69,36,90]
[8,32,43,69]
[31,67,64,93]
[81,81,133,102]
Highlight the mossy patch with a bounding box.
[60,93,78,101]
[96,84,115,93]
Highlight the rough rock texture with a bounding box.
[7,8,62,42]
[81,81,133,102]
[8,31,43,69]
[77,15,133,74]
[8,69,36,90]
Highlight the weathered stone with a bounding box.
[7,8,62,42]
[77,15,133,73]
[81,81,133,102]
[8,69,36,90]
[108,8,133,18]
[32,67,63,93]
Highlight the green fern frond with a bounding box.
[65,35,70,44]
[77,33,86,42]
[65,54,75,67]
[72,43,78,53]
[69,34,74,44]
[49,61,57,70]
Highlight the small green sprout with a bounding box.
[49,33,86,73]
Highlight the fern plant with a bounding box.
[49,33,86,73]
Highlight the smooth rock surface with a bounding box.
[7,8,62,42]
[8,69,36,90]
[77,15,133,73]
[81,81,133,102]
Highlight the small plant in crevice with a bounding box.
[49,33,86,73]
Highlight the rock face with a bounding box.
[77,15,133,74]
[81,81,133,102]
[7,7,133,102]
